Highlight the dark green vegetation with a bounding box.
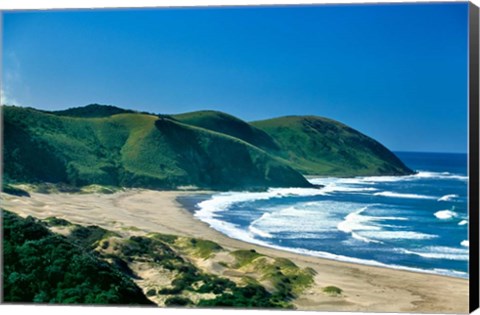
[49,104,135,118]
[3,211,315,308]
[3,104,412,191]
[2,184,30,197]
[2,210,153,304]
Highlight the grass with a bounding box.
[173,237,223,259]
[173,110,280,152]
[230,250,315,298]
[33,183,82,194]
[323,286,343,295]
[80,184,122,194]
[252,116,413,176]
[231,249,264,267]
[121,226,143,232]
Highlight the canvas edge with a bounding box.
[469,1,480,314]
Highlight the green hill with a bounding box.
[173,110,280,152]
[3,105,311,190]
[251,116,413,176]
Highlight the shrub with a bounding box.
[2,184,30,197]
[164,296,192,306]
[323,286,342,295]
[2,210,153,305]
[44,217,71,227]
[146,289,156,297]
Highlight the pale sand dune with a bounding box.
[1,190,469,313]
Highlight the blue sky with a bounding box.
[2,3,469,153]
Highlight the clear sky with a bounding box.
[1,3,469,153]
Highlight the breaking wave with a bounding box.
[336,206,409,244]
[434,209,458,220]
[373,191,436,199]
[397,246,468,261]
[309,171,468,185]
[438,194,459,201]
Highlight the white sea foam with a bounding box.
[248,225,273,238]
[414,171,467,181]
[434,210,458,219]
[438,194,459,201]
[277,232,333,240]
[310,171,468,186]
[373,191,436,200]
[398,246,468,261]
[359,230,438,240]
[321,185,378,194]
[194,191,287,245]
[379,171,449,182]
[337,207,382,244]
[208,218,268,246]
[461,240,469,247]
[247,202,341,235]
[433,268,468,277]
[336,206,410,244]
[308,178,378,196]
[195,187,326,221]
[458,220,468,226]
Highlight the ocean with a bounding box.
[179,152,469,278]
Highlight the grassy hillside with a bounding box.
[2,210,153,305]
[3,105,311,190]
[252,116,413,176]
[173,110,280,152]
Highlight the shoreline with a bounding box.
[176,193,468,280]
[1,189,469,313]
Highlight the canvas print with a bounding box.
[1,2,476,313]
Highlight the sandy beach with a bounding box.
[1,189,469,313]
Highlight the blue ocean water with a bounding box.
[185,152,469,278]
